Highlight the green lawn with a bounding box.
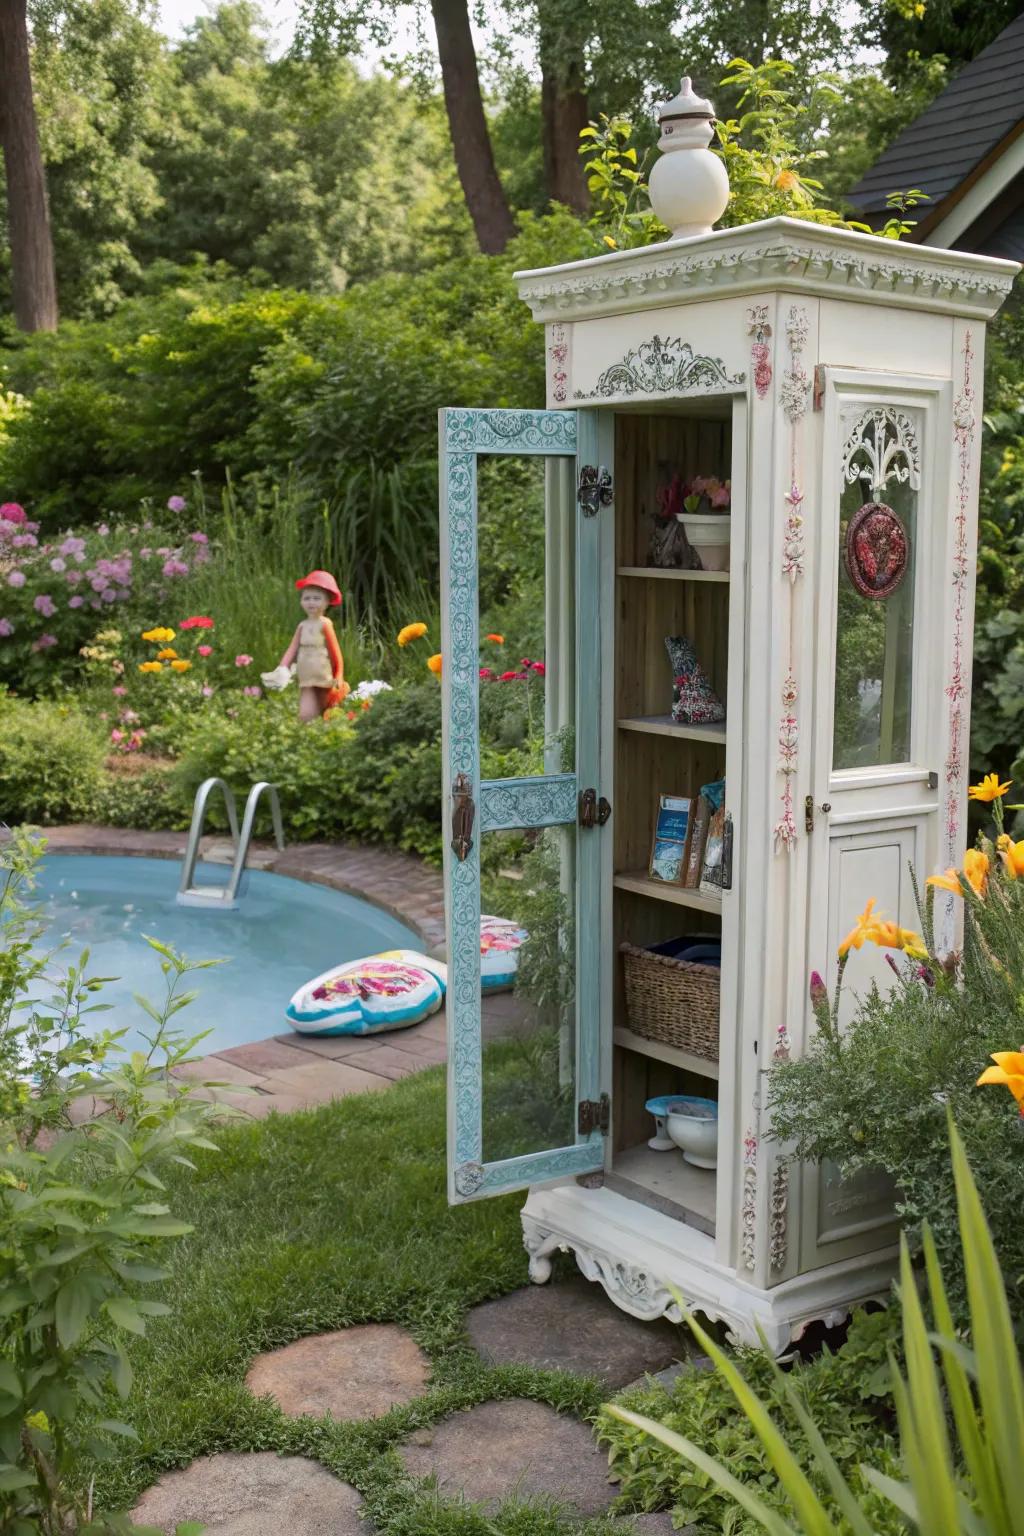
[90,1051,656,1534]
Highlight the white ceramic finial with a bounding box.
[648,75,730,240]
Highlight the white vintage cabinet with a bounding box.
[438,213,1018,1351]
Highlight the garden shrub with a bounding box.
[90,761,187,833]
[598,1308,902,1532]
[767,791,1024,1325]
[0,828,221,1532]
[0,694,105,824]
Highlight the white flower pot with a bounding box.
[677,512,731,572]
[666,1097,719,1168]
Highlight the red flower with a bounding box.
[479,667,494,680]
[531,661,546,676]
[180,615,214,630]
[499,670,518,682]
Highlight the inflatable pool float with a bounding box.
[286,949,447,1036]
[480,915,528,992]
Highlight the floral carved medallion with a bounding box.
[574,335,744,399]
[844,502,909,600]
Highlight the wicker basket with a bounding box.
[619,940,720,1061]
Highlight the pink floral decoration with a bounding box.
[235,653,253,667]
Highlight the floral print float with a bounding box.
[287,950,447,1036]
[479,915,528,991]
[285,920,527,1035]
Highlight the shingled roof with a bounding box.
[849,12,1024,221]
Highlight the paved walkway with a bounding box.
[39,826,529,1116]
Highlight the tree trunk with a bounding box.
[430,0,516,255]
[539,20,589,214]
[0,0,57,331]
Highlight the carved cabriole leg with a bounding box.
[521,1215,561,1284]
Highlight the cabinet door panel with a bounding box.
[440,407,608,1203]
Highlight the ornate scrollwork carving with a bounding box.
[769,1162,789,1273]
[574,335,744,400]
[454,1161,485,1197]
[841,407,921,496]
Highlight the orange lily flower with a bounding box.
[968,773,1012,803]
[397,622,428,647]
[977,1049,1024,1113]
[869,919,927,960]
[838,898,878,958]
[997,833,1024,879]
[426,653,442,676]
[927,867,962,896]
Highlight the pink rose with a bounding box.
[197,644,213,657]
[0,503,26,523]
[235,654,253,667]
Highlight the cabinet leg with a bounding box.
[522,1216,560,1284]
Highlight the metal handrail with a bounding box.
[177,777,284,908]
[225,782,285,903]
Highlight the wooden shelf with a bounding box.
[618,715,727,744]
[618,565,730,584]
[617,565,730,583]
[607,1142,716,1233]
[614,1025,720,1080]
[613,870,723,913]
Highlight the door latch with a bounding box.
[722,811,734,889]
[451,772,475,861]
[577,464,613,517]
[578,787,611,828]
[578,1094,610,1136]
[804,796,831,833]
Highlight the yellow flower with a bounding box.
[927,867,962,896]
[138,661,163,674]
[141,626,175,644]
[927,848,990,898]
[397,622,428,647]
[977,1049,1024,1112]
[998,833,1024,879]
[968,773,1012,803]
[25,1411,49,1433]
[170,658,191,672]
[157,647,177,661]
[774,168,798,191]
[426,653,442,676]
[869,919,927,960]
[838,898,878,958]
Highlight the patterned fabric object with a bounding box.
[286,949,447,1036]
[665,635,725,724]
[480,915,528,992]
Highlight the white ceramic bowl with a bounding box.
[666,1097,719,1168]
[677,513,731,572]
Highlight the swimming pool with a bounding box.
[32,856,423,1055]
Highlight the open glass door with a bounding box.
[439,407,608,1203]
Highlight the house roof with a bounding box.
[849,12,1024,222]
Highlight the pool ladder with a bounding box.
[177,778,285,909]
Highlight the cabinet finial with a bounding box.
[648,75,730,240]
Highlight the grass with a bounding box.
[88,1051,669,1533]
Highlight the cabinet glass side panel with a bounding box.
[832,408,920,770]
[480,823,577,1166]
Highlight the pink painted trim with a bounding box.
[944,331,976,866]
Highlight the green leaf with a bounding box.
[106,1296,145,1335]
[0,1364,21,1403]
[94,1417,139,1439]
[111,1342,132,1399]
[55,1275,93,1348]
[0,1468,38,1491]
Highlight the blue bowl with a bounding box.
[646,1093,718,1120]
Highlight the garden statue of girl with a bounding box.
[261,570,350,721]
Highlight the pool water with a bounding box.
[32,856,423,1055]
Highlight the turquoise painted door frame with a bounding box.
[439,406,610,1204]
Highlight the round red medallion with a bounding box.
[844,502,909,600]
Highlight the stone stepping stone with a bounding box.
[399,1397,616,1517]
[130,1452,365,1534]
[467,1275,683,1387]
[246,1323,430,1420]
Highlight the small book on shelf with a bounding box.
[648,793,694,884]
[684,795,711,887]
[699,805,728,896]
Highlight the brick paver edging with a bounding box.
[38,825,452,1116]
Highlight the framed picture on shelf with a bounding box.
[648,793,694,884]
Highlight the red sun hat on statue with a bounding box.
[295,569,342,606]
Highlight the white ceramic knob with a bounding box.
[648,76,730,239]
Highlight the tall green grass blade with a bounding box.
[948,1111,1024,1536]
[606,1406,797,1536]
[894,1235,960,1532]
[681,1312,836,1536]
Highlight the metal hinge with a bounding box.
[577,464,613,517]
[578,787,611,828]
[578,1094,610,1136]
[451,772,475,861]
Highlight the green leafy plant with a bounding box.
[0,694,106,824]
[606,1113,1023,1534]
[0,828,223,1533]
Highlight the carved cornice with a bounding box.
[515,217,1018,323]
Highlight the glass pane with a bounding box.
[477,456,575,776]
[479,824,577,1165]
[832,423,917,771]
